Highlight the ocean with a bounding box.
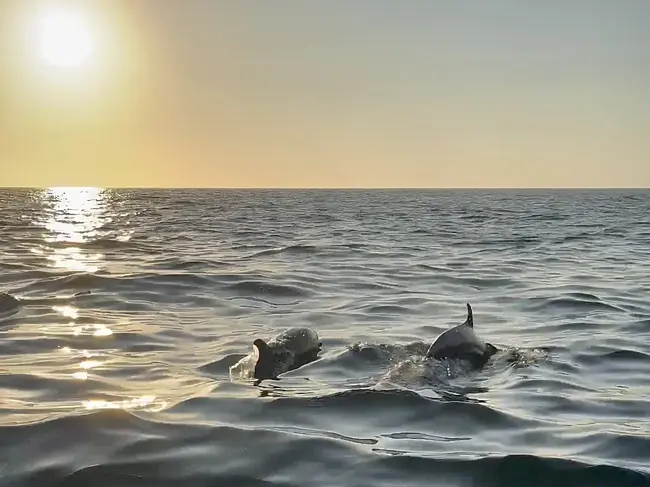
[0,188,649,487]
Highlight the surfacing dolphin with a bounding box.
[0,293,22,320]
[0,291,92,322]
[251,327,322,385]
[426,303,498,368]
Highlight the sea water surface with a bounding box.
[0,188,649,487]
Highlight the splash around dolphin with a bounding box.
[425,303,498,368]
[229,327,322,385]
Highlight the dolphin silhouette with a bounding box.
[0,293,21,320]
[251,327,322,384]
[426,303,498,368]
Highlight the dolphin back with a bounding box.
[426,324,486,359]
[271,327,321,356]
[425,303,494,367]
[0,293,22,320]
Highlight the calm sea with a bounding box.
[0,188,649,487]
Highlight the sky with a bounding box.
[1,0,649,188]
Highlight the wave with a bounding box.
[368,454,649,487]
[244,244,321,259]
[2,188,650,486]
[525,296,626,313]
[226,280,310,299]
[2,408,647,487]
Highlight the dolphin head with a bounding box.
[485,342,499,358]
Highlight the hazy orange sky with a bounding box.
[1,0,649,188]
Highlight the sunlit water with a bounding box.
[1,188,649,487]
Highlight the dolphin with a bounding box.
[425,303,498,368]
[0,293,22,320]
[251,327,322,384]
[0,290,92,321]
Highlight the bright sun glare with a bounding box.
[38,9,94,67]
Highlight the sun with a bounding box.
[37,9,94,68]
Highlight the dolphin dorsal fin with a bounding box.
[464,303,473,328]
[253,338,273,360]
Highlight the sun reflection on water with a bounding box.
[82,395,168,412]
[9,188,176,420]
[72,324,114,337]
[53,305,78,319]
[42,187,107,242]
[61,347,105,381]
[33,187,109,273]
[80,359,103,369]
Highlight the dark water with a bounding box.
[1,188,649,487]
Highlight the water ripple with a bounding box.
[1,188,650,486]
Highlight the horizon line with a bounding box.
[0,186,649,191]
